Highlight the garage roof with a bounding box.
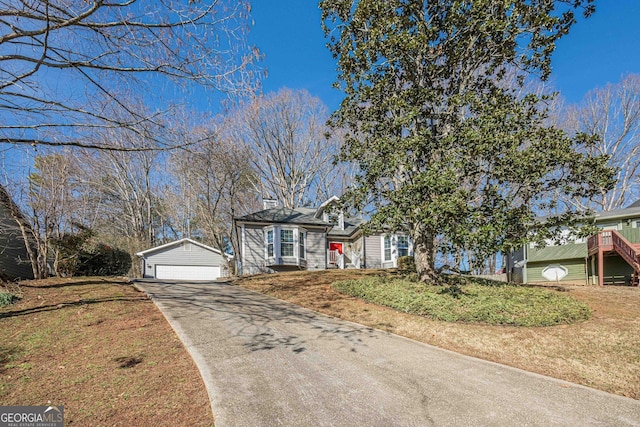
[135,238,232,258]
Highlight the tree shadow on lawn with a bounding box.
[136,280,381,355]
[20,278,129,289]
[0,295,148,319]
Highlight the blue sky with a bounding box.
[249,1,640,110]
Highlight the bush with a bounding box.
[331,276,591,326]
[78,244,132,276]
[0,291,19,306]
[397,256,416,273]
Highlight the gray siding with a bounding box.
[142,241,226,279]
[239,224,327,275]
[0,202,33,280]
[241,224,273,275]
[364,234,383,269]
[306,229,327,270]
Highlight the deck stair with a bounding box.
[588,230,640,286]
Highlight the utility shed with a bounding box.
[136,238,229,281]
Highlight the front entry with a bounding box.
[329,242,344,268]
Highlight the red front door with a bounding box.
[329,242,343,254]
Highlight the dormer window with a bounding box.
[324,211,344,230]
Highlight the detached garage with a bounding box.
[136,238,230,281]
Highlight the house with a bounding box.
[136,238,231,281]
[507,201,640,286]
[0,184,34,281]
[234,197,413,276]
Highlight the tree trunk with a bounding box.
[412,225,438,283]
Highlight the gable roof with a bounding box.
[625,199,640,208]
[314,195,341,219]
[135,238,231,258]
[595,202,640,222]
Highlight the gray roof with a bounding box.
[327,217,363,237]
[235,206,364,237]
[595,202,640,221]
[235,207,329,227]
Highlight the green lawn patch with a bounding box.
[0,291,19,306]
[332,275,591,326]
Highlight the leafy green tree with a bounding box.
[321,0,614,282]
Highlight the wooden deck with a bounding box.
[587,230,640,286]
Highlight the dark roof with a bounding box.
[235,206,365,236]
[327,217,363,237]
[235,207,329,227]
[625,199,640,208]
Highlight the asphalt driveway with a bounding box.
[135,280,640,427]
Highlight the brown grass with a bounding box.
[0,277,213,426]
[233,269,640,400]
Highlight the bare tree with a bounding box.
[0,0,261,150]
[564,74,640,211]
[24,152,80,278]
[74,131,163,275]
[229,88,346,208]
[170,123,259,265]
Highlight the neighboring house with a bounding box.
[0,184,34,280]
[136,238,231,281]
[234,197,413,276]
[507,201,640,286]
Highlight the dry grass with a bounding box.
[233,269,640,400]
[0,277,213,426]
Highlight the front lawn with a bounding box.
[0,277,213,426]
[332,275,591,326]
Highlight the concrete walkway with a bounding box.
[135,280,640,427]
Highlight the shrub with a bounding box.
[78,244,132,276]
[397,256,416,273]
[0,291,19,306]
[332,276,591,326]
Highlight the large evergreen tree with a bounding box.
[321,0,614,282]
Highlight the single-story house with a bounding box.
[136,238,231,281]
[0,184,34,280]
[507,201,640,286]
[234,197,413,276]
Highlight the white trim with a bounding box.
[241,224,246,272]
[381,233,413,267]
[314,196,340,218]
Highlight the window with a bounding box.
[383,236,392,261]
[281,229,294,257]
[266,229,274,257]
[299,231,306,259]
[398,236,409,257]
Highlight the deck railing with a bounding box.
[612,231,640,271]
[587,230,612,255]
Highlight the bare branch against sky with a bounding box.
[0,0,261,150]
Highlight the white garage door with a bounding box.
[155,265,221,281]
